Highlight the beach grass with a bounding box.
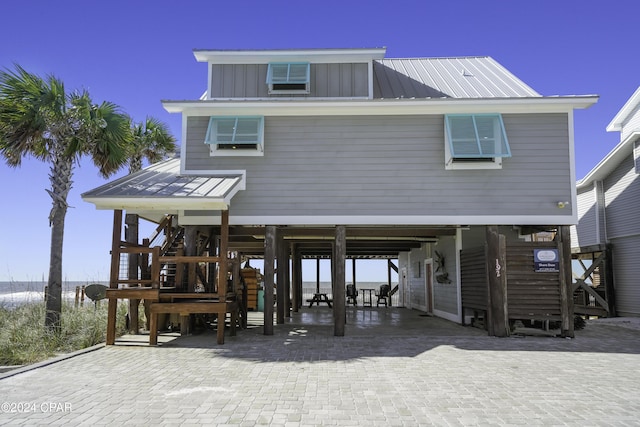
[0,300,129,366]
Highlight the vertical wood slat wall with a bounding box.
[460,233,570,335]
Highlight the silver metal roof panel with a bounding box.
[373,57,540,99]
[82,158,244,211]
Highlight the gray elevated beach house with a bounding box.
[83,47,597,342]
[572,87,640,318]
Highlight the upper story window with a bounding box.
[205,116,264,156]
[444,114,511,170]
[266,62,310,94]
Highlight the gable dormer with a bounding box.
[193,48,386,100]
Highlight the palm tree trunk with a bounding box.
[44,150,73,331]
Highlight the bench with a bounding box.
[149,300,239,345]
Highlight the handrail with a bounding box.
[148,215,173,245]
[159,255,221,263]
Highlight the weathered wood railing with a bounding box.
[105,210,236,345]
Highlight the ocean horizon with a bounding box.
[0,280,109,309]
[0,280,391,309]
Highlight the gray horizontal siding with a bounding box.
[210,63,368,98]
[610,236,640,316]
[621,102,640,142]
[603,154,640,239]
[185,113,571,218]
[572,185,599,248]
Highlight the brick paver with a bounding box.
[1,309,639,426]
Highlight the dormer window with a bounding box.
[266,62,310,94]
[444,114,511,170]
[205,116,264,156]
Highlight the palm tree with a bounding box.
[0,65,131,330]
[127,116,176,174]
[124,117,176,332]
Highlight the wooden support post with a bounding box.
[151,246,161,289]
[314,257,319,294]
[284,241,291,318]
[603,245,616,316]
[387,259,393,307]
[486,226,509,337]
[276,229,286,324]
[106,210,123,345]
[352,258,356,288]
[125,212,140,334]
[218,211,229,299]
[184,225,198,293]
[263,226,276,335]
[558,226,575,338]
[334,225,346,336]
[292,243,300,313]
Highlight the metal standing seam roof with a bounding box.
[373,57,541,99]
[81,157,244,210]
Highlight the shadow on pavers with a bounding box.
[153,307,640,361]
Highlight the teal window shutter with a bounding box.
[266,62,310,84]
[205,117,263,152]
[266,62,310,93]
[445,114,511,158]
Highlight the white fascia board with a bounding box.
[577,131,640,189]
[606,86,640,132]
[162,96,598,116]
[82,197,230,211]
[193,48,387,64]
[192,214,579,226]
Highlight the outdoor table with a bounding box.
[308,293,332,307]
[361,288,375,307]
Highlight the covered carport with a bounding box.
[225,225,458,336]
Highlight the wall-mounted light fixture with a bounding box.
[557,201,570,209]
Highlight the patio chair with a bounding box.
[375,284,390,307]
[346,284,358,305]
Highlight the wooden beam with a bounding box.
[107,209,123,345]
[558,226,574,338]
[334,225,346,336]
[352,258,356,288]
[604,245,616,316]
[217,211,229,299]
[229,226,457,238]
[184,225,198,293]
[263,226,276,335]
[316,257,321,294]
[292,243,301,312]
[125,213,140,334]
[276,229,286,324]
[486,226,509,337]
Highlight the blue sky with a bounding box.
[0,0,638,282]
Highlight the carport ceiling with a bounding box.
[228,225,457,258]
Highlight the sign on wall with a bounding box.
[534,249,559,272]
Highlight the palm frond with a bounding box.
[0,65,65,163]
[127,115,176,172]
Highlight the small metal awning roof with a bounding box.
[81,157,245,215]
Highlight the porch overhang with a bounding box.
[81,157,245,218]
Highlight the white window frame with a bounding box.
[444,114,511,170]
[266,62,310,94]
[204,116,264,157]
